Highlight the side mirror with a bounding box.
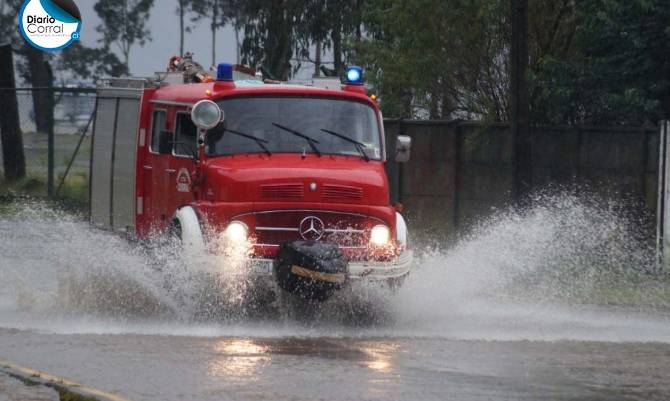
[395,135,412,163]
[158,130,172,155]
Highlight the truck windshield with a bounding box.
[206,97,382,160]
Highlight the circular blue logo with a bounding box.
[19,0,82,52]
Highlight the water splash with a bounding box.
[0,195,669,342]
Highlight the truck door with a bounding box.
[144,108,170,230]
[166,111,199,216]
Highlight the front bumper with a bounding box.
[247,250,414,281]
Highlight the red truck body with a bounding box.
[90,64,412,291]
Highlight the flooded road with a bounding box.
[1,326,669,401]
[1,197,670,400]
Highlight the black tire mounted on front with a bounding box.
[275,241,348,302]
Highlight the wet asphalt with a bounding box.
[1,326,669,401]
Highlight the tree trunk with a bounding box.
[179,0,185,56]
[355,0,362,43]
[234,25,240,64]
[124,50,130,72]
[25,45,53,136]
[264,0,292,80]
[123,0,130,71]
[0,45,26,182]
[314,40,321,77]
[332,23,343,75]
[211,0,218,67]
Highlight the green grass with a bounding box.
[503,266,670,310]
[56,386,100,401]
[3,372,100,401]
[0,131,91,212]
[0,172,89,214]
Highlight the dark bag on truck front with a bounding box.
[275,241,348,301]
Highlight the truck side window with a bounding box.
[150,110,166,153]
[174,113,198,157]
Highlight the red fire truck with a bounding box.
[90,57,413,300]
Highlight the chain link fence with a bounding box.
[0,87,96,205]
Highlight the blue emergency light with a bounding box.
[217,63,234,81]
[346,66,363,85]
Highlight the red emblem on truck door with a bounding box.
[176,168,191,192]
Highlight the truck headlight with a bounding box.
[370,225,391,246]
[224,221,248,243]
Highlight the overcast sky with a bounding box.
[78,1,238,77]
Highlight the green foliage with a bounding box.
[356,0,669,124]
[531,0,670,125]
[231,0,307,80]
[357,0,509,120]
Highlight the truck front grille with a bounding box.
[252,210,380,249]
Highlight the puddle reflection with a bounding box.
[207,339,271,382]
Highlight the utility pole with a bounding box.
[510,0,532,206]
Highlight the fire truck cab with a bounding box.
[90,60,413,300]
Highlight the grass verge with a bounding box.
[0,172,88,214]
[4,371,100,401]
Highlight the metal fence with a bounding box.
[0,87,96,200]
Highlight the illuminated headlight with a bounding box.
[370,225,391,246]
[224,221,248,243]
[191,100,224,130]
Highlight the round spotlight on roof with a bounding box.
[346,66,363,85]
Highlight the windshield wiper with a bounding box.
[320,129,370,161]
[272,122,322,157]
[223,128,272,156]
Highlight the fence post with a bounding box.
[46,64,55,197]
[658,121,669,272]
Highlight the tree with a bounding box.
[178,0,188,56]
[190,0,235,66]
[233,0,307,80]
[532,0,670,125]
[296,0,362,76]
[95,0,155,71]
[358,0,509,120]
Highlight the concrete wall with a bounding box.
[384,120,659,240]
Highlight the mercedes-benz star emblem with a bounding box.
[299,216,325,241]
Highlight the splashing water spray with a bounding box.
[1,194,669,342]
